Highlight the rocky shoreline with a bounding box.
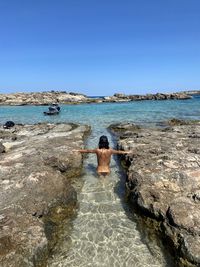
[1,118,200,266]
[0,91,90,106]
[104,92,193,102]
[109,119,200,267]
[0,122,90,267]
[0,90,199,105]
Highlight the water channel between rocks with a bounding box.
[47,127,173,267]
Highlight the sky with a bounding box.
[0,0,200,96]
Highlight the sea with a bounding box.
[1,96,200,267]
[0,95,200,128]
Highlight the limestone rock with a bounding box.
[0,142,5,153]
[0,122,90,267]
[109,121,200,266]
[0,91,89,105]
[0,90,195,105]
[103,92,193,102]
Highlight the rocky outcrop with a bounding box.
[0,91,90,105]
[181,90,200,95]
[104,92,192,102]
[109,120,200,267]
[0,122,90,267]
[0,142,5,153]
[0,90,195,106]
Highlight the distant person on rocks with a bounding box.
[74,135,132,176]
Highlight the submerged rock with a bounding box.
[109,121,200,266]
[0,122,90,267]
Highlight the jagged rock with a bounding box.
[108,122,140,135]
[0,92,90,105]
[0,122,90,267]
[0,142,5,153]
[191,190,200,201]
[109,121,200,266]
[0,90,195,105]
[113,93,126,98]
[167,118,191,126]
[103,92,193,102]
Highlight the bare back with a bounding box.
[95,148,113,174]
[76,147,130,175]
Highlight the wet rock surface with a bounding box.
[0,122,90,267]
[109,119,200,266]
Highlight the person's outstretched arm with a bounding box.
[73,149,97,153]
[111,149,133,155]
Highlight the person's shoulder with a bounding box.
[107,148,113,154]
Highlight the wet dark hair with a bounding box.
[99,135,109,149]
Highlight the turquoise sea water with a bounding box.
[1,97,200,266]
[0,97,200,129]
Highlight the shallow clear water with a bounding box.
[47,129,173,267]
[1,97,200,129]
[1,98,200,266]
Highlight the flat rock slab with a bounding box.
[0,123,90,267]
[109,120,200,266]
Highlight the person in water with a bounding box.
[74,135,132,176]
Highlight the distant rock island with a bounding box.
[0,90,199,105]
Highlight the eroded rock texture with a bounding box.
[0,123,90,267]
[109,120,200,267]
[0,91,89,105]
[104,92,192,102]
[0,91,195,106]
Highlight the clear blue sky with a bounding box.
[0,0,200,96]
